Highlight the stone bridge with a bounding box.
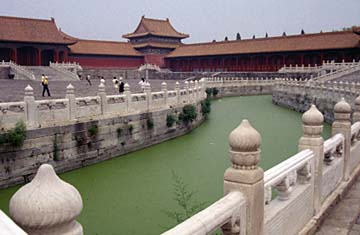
[2,77,360,234]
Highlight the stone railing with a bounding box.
[311,63,360,82]
[1,60,35,80]
[161,98,360,235]
[279,60,360,77]
[0,80,206,130]
[49,61,81,80]
[272,79,360,122]
[163,191,246,235]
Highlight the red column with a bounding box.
[36,48,41,66]
[53,50,59,63]
[11,48,17,63]
[300,54,304,65]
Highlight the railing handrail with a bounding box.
[324,133,344,154]
[351,122,360,137]
[161,191,246,235]
[0,210,28,235]
[264,149,313,188]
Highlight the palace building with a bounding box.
[0,15,359,71]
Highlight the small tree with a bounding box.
[178,105,197,125]
[163,171,207,224]
[252,35,256,39]
[301,29,305,35]
[224,36,228,41]
[236,32,241,40]
[282,32,287,36]
[265,32,268,38]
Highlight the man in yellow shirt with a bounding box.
[41,75,51,97]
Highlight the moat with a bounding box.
[0,95,331,235]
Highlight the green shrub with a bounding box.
[88,125,98,137]
[147,118,154,130]
[166,114,176,128]
[201,98,211,117]
[53,134,59,161]
[205,88,213,98]
[1,121,27,147]
[212,87,219,97]
[116,127,123,138]
[179,105,197,124]
[128,124,134,135]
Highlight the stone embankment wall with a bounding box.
[205,77,276,97]
[272,80,359,122]
[0,103,204,189]
[0,80,207,188]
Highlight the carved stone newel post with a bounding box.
[98,81,107,115]
[223,119,264,235]
[353,96,360,123]
[24,85,38,127]
[66,83,76,120]
[298,104,324,214]
[9,164,83,235]
[332,98,351,180]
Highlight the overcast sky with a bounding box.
[2,0,359,43]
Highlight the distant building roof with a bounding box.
[0,16,76,44]
[123,16,189,39]
[69,39,142,57]
[167,30,360,58]
[132,42,180,49]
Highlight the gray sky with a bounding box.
[2,0,359,43]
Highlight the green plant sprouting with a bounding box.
[178,105,197,124]
[166,114,176,127]
[0,120,27,147]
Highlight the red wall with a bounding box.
[144,54,166,68]
[68,54,144,68]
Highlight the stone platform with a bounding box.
[316,176,360,235]
[0,79,181,102]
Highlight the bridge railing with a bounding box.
[0,80,207,130]
[162,191,246,235]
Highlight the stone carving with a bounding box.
[228,119,261,169]
[9,164,83,235]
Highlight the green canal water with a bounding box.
[0,95,330,235]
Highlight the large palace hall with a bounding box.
[0,15,359,72]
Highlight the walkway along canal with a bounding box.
[0,95,331,234]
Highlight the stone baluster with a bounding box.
[190,80,194,103]
[9,164,83,235]
[98,81,107,115]
[353,96,360,123]
[185,81,189,104]
[24,85,38,127]
[332,98,352,180]
[162,82,168,108]
[124,83,131,113]
[222,120,264,235]
[175,81,180,104]
[298,104,324,214]
[66,83,76,120]
[144,82,151,111]
[194,80,199,101]
[199,79,205,100]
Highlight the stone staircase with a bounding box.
[25,66,78,81]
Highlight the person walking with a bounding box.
[138,77,145,92]
[86,74,92,85]
[41,75,51,97]
[119,77,125,93]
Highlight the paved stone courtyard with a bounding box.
[0,78,182,102]
[316,176,360,235]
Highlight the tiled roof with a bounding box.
[69,39,143,57]
[132,42,180,49]
[0,16,75,44]
[123,16,189,39]
[167,30,360,58]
